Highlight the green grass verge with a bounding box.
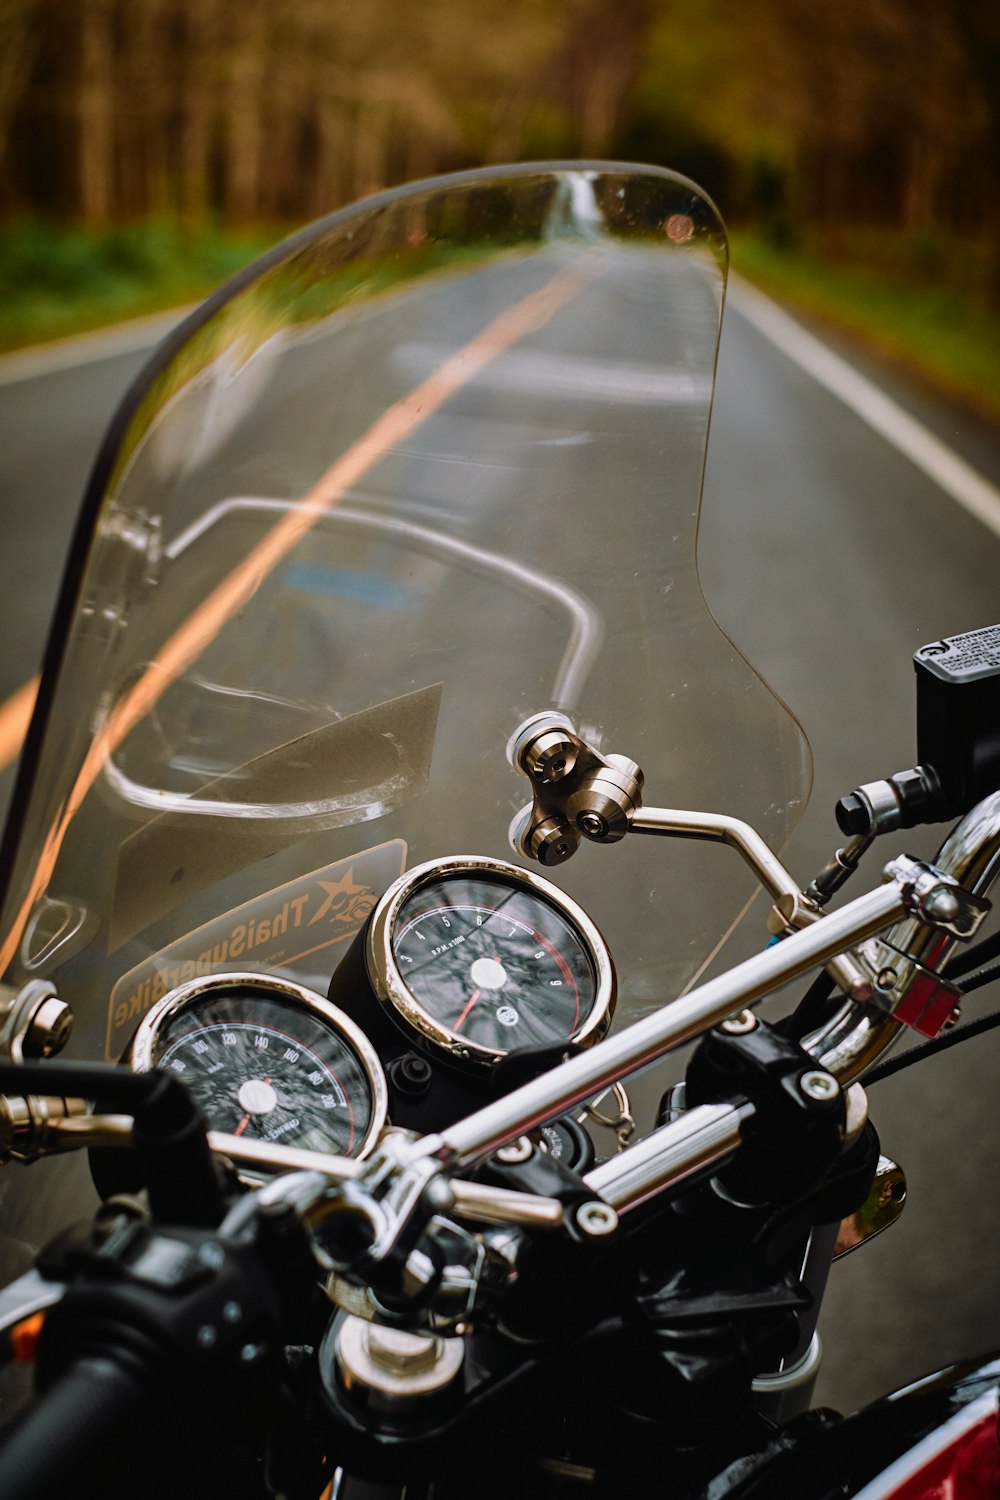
[5,220,999,427]
[730,229,1000,422]
[0,221,282,351]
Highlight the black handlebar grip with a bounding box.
[0,1354,152,1500]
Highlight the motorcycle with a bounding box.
[0,160,997,1499]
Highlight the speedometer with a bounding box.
[129,973,388,1159]
[363,855,616,1068]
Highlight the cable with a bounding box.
[864,1003,1000,1085]
[778,970,838,1040]
[957,960,1000,995]
[945,927,1000,981]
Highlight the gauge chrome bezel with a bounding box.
[129,970,389,1160]
[365,854,616,1069]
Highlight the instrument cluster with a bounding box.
[129,856,616,1170]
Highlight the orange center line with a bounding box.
[0,675,39,775]
[0,262,594,975]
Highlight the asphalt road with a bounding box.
[1,270,999,1419]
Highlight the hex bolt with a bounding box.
[495,1136,534,1165]
[800,1070,838,1102]
[578,811,606,838]
[575,1200,619,1237]
[366,1324,443,1378]
[719,1009,757,1036]
[527,817,579,867]
[523,731,577,784]
[922,888,961,924]
[24,997,74,1058]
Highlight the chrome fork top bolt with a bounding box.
[800,1069,838,1102]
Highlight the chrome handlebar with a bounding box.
[2,793,997,1329]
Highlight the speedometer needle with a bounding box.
[454,990,481,1033]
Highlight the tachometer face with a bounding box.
[130,975,387,1160]
[367,857,615,1066]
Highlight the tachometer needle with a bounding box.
[454,990,481,1033]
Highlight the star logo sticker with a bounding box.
[308,870,373,926]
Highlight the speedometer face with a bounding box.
[367,857,615,1066]
[130,976,387,1159]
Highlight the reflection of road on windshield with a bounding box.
[110,241,808,1026]
[0,257,595,976]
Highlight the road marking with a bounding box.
[728,273,1000,542]
[395,343,712,404]
[0,676,38,773]
[0,263,594,972]
[0,306,194,386]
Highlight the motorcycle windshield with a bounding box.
[0,163,810,1074]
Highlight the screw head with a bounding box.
[523,731,577,784]
[719,1009,757,1036]
[495,1136,534,1165]
[578,810,606,838]
[923,888,961,924]
[24,997,74,1058]
[800,1069,838,1102]
[877,967,898,991]
[527,817,579,867]
[575,1200,619,1237]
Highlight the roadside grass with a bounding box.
[730,229,1000,423]
[0,221,281,350]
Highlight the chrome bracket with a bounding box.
[507,713,643,867]
[857,856,992,1037]
[834,1154,906,1258]
[862,937,963,1038]
[883,854,991,939]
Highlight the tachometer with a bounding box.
[364,856,615,1067]
[129,973,388,1160]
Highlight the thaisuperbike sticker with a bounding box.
[106,839,406,1058]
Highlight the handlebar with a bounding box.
[0,1356,153,1500]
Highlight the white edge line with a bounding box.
[727,272,1000,543]
[0,304,196,387]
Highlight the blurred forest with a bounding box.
[1,0,996,241]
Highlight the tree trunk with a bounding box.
[78,0,115,223]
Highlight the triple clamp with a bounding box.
[507,713,644,867]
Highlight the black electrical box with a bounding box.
[915,624,1000,821]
